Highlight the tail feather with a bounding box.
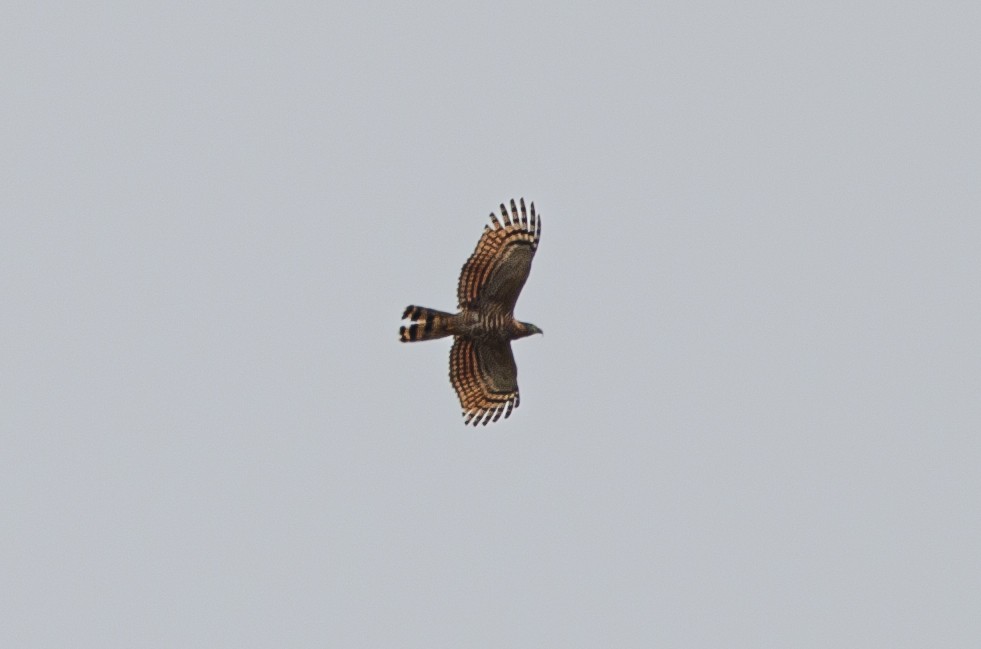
[400,305,455,342]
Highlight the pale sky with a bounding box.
[3,2,980,647]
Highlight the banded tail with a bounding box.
[400,305,455,342]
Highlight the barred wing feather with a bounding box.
[456,198,541,314]
[449,337,520,426]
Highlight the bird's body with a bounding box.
[454,308,538,341]
[399,198,542,426]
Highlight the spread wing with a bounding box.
[457,198,541,314]
[449,337,520,426]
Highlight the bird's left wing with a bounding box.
[449,337,520,426]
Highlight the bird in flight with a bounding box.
[400,198,543,426]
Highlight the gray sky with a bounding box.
[3,2,980,647]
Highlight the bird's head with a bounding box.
[518,322,543,338]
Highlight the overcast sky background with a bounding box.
[3,2,980,647]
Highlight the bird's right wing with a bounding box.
[457,198,541,314]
